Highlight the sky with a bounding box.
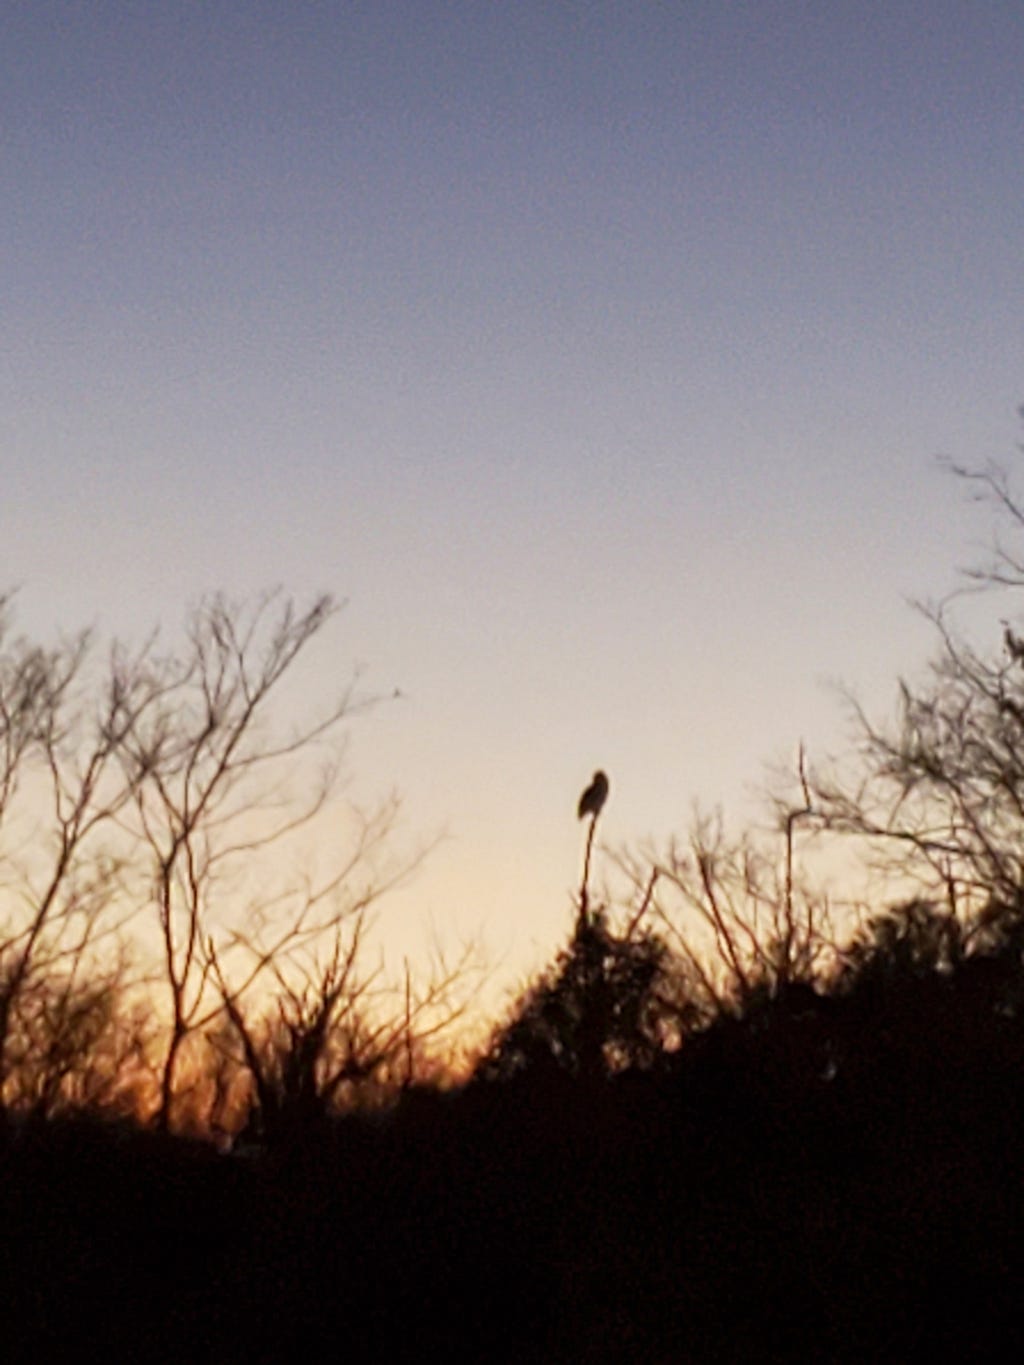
[3,2,1023,1011]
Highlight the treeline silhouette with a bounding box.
[9,436,1024,1360]
[5,894,1024,1361]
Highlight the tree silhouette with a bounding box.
[482,867,676,1084]
[810,424,1024,916]
[0,590,419,1131]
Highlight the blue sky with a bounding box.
[4,3,1023,998]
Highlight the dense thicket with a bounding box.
[4,897,1024,1361]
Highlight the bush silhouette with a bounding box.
[479,910,676,1084]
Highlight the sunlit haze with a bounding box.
[4,3,1022,1008]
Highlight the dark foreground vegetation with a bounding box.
[8,436,1024,1359]
[6,898,1024,1362]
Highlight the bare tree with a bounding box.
[0,590,420,1132]
[808,434,1024,915]
[0,600,164,1110]
[207,913,474,1144]
[633,807,839,1018]
[106,590,405,1129]
[1,947,153,1121]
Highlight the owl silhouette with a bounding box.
[577,770,609,821]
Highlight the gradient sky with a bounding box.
[4,3,1023,1003]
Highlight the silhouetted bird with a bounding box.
[578,770,610,821]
